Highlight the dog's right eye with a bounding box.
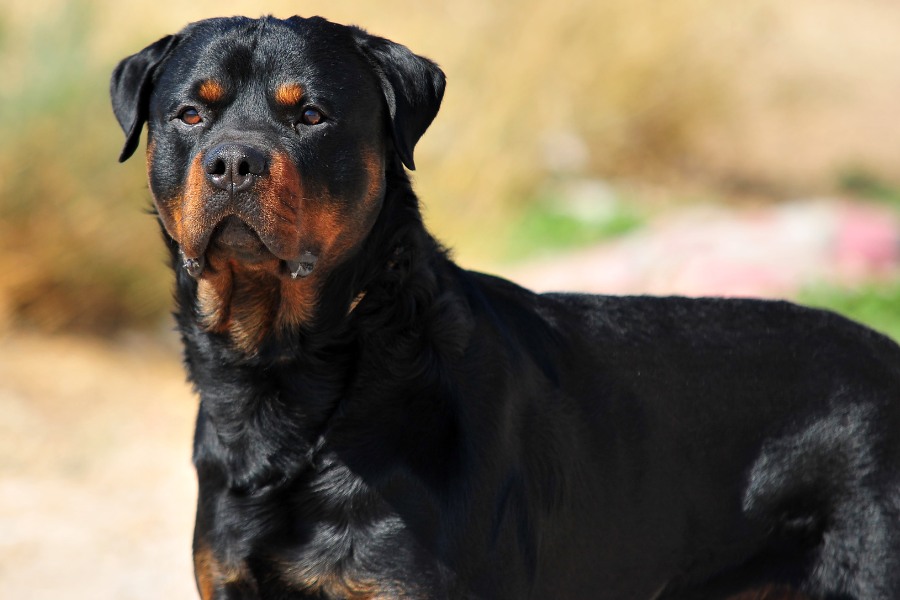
[178,107,203,126]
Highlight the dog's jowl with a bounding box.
[111,15,900,600]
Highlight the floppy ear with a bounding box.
[110,34,180,163]
[354,30,446,170]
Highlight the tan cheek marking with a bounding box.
[152,152,209,251]
[258,150,379,261]
[274,83,304,106]
[277,150,385,330]
[362,147,386,209]
[311,146,384,261]
[252,153,326,331]
[198,80,225,103]
[308,201,346,256]
[147,140,185,243]
[180,152,214,257]
[359,146,386,235]
[257,152,304,252]
[146,139,168,230]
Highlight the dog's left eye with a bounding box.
[300,108,324,126]
[178,107,203,126]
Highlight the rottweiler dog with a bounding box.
[111,15,900,600]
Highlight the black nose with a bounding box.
[203,143,267,192]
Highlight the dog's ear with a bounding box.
[353,30,446,170]
[110,34,180,163]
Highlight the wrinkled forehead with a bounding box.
[155,16,377,100]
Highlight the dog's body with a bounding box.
[111,16,900,599]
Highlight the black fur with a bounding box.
[112,15,900,600]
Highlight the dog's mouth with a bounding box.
[181,216,318,280]
[212,216,269,258]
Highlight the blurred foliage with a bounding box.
[0,0,171,333]
[1,0,900,333]
[799,282,900,343]
[838,167,900,209]
[505,181,644,260]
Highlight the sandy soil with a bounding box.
[0,333,198,599]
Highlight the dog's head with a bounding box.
[111,16,444,348]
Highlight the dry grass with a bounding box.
[1,0,900,330]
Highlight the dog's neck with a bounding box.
[171,163,463,492]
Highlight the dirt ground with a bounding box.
[1,199,898,599]
[0,332,198,599]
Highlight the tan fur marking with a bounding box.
[226,267,281,351]
[362,147,386,210]
[274,83,304,106]
[194,545,253,599]
[253,152,319,332]
[180,152,213,257]
[148,140,183,242]
[726,585,811,599]
[256,151,304,252]
[196,255,287,354]
[276,280,319,331]
[198,80,225,103]
[196,270,232,332]
[193,546,216,600]
[185,146,385,354]
[153,152,211,252]
[279,563,400,599]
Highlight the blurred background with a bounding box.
[2,0,899,598]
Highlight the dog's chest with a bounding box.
[267,461,441,598]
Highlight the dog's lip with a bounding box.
[181,215,319,278]
[211,216,267,254]
[181,214,274,260]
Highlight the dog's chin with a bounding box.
[208,216,275,265]
[188,216,318,280]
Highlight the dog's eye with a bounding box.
[300,108,324,126]
[179,107,203,126]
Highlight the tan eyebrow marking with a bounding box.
[274,83,304,106]
[197,80,225,103]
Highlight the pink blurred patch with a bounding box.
[505,200,900,299]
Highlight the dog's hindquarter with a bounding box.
[517,290,900,598]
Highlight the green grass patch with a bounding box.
[503,185,644,261]
[798,281,900,342]
[837,167,900,208]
